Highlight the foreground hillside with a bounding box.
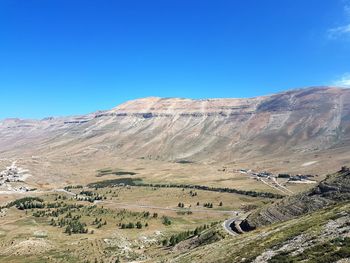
[158,168,350,263]
[168,200,350,263]
[1,87,350,175]
[0,176,272,262]
[0,168,349,262]
[241,166,350,230]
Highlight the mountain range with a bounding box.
[1,86,349,174]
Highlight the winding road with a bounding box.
[223,217,238,235]
[222,212,247,235]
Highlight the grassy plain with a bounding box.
[0,156,320,262]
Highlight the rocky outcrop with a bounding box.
[311,168,350,200]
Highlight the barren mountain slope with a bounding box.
[0,87,349,173]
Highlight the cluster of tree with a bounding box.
[77,195,104,203]
[64,185,83,190]
[162,216,172,225]
[5,197,44,209]
[92,217,107,228]
[120,221,145,229]
[278,174,291,178]
[49,214,81,225]
[121,222,134,229]
[203,203,213,208]
[80,190,95,196]
[47,202,63,208]
[112,171,137,176]
[76,190,108,203]
[49,216,88,234]
[178,202,185,208]
[33,210,44,217]
[54,195,67,201]
[17,200,44,210]
[64,219,88,235]
[33,203,84,218]
[64,212,81,219]
[97,169,137,177]
[87,178,142,189]
[162,224,210,247]
[175,160,193,164]
[189,190,197,197]
[176,210,193,215]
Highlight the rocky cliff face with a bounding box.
[240,167,350,231]
[0,87,350,170]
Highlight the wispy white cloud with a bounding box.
[327,1,350,39]
[328,24,350,39]
[332,73,350,87]
[344,0,350,15]
[345,7,350,16]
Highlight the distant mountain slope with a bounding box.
[1,86,350,171]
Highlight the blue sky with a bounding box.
[0,0,350,119]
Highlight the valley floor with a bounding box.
[0,157,347,263]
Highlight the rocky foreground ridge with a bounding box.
[240,166,350,231]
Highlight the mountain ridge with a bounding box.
[1,86,346,122]
[1,86,349,174]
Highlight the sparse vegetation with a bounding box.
[269,237,350,263]
[64,185,83,190]
[4,197,44,209]
[137,182,284,199]
[87,179,283,198]
[175,160,193,164]
[1,168,348,263]
[162,224,211,247]
[87,178,143,188]
[162,216,172,226]
[64,219,88,234]
[203,202,213,208]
